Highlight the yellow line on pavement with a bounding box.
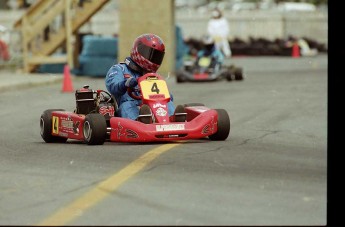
[37,143,181,226]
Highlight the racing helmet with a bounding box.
[130,34,165,73]
[202,35,215,51]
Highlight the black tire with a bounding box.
[209,109,230,141]
[83,113,107,145]
[234,68,244,80]
[174,104,187,122]
[226,65,236,81]
[226,72,235,81]
[40,109,68,143]
[175,69,187,83]
[183,103,205,107]
[176,75,184,83]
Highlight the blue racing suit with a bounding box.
[105,57,175,120]
[197,46,224,68]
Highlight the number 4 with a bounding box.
[151,82,160,94]
[53,118,58,131]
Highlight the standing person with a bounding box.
[207,8,232,58]
[105,33,185,124]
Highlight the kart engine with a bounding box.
[75,85,96,115]
[75,85,116,119]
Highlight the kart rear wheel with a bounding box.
[235,68,244,80]
[83,114,107,145]
[226,65,236,81]
[209,109,230,141]
[40,109,68,143]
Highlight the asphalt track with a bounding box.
[0,55,327,225]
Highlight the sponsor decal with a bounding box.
[211,116,216,133]
[202,125,210,134]
[61,119,74,129]
[113,122,125,139]
[112,122,138,139]
[60,117,80,135]
[156,124,185,132]
[126,129,139,138]
[202,116,216,134]
[73,121,80,135]
[99,106,115,116]
[149,94,165,99]
[153,103,166,109]
[58,132,68,137]
[52,116,59,134]
[156,107,167,117]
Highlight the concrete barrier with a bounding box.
[175,10,327,46]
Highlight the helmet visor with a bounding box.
[137,43,165,65]
[205,44,214,51]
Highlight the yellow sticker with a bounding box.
[198,57,211,67]
[140,79,170,100]
[52,116,59,134]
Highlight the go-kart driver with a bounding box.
[105,33,184,123]
[196,35,224,70]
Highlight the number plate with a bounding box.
[140,79,170,100]
[198,57,211,67]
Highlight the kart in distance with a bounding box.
[176,55,244,83]
[40,73,230,145]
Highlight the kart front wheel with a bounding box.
[176,74,185,83]
[83,114,107,145]
[175,69,187,83]
[209,109,230,141]
[40,109,68,143]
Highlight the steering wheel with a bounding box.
[99,90,113,103]
[99,90,118,111]
[127,87,141,100]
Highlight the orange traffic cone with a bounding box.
[292,42,300,58]
[62,64,74,92]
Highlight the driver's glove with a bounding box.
[125,77,138,88]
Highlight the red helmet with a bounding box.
[130,34,165,73]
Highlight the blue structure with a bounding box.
[175,25,189,70]
[73,35,118,76]
[38,27,188,76]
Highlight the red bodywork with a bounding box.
[51,112,86,140]
[193,73,209,80]
[108,106,218,142]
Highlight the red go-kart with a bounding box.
[40,73,230,145]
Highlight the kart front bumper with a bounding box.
[109,109,219,142]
